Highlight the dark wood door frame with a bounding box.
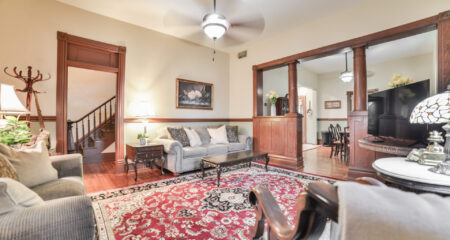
[298,96,307,144]
[56,32,126,161]
[346,89,378,115]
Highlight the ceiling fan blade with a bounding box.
[215,0,242,17]
[163,9,202,28]
[231,15,265,34]
[215,32,246,47]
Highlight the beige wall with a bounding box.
[228,0,450,118]
[0,0,231,148]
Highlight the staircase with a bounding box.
[67,96,116,163]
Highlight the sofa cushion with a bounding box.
[226,125,239,143]
[184,128,202,147]
[0,154,18,181]
[192,127,211,145]
[31,176,85,201]
[0,178,44,215]
[205,144,228,156]
[207,125,229,144]
[183,146,207,158]
[0,141,58,188]
[167,127,190,147]
[228,143,246,152]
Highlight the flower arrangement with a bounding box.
[0,116,33,147]
[388,74,413,88]
[265,90,279,104]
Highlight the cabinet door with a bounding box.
[271,118,286,155]
[259,120,272,153]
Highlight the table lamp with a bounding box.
[0,84,29,127]
[134,101,155,145]
[409,85,450,166]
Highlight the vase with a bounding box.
[270,104,276,116]
[139,138,147,145]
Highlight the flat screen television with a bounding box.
[368,80,430,143]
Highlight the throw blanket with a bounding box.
[336,182,450,240]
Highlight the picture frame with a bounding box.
[324,100,341,109]
[176,78,213,110]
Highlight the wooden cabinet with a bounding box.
[253,115,303,169]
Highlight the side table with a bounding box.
[125,143,165,181]
[372,157,450,195]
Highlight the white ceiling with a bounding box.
[57,0,367,52]
[300,30,437,74]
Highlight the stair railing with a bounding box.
[67,96,116,153]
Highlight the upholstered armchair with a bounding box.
[0,154,95,240]
[248,178,386,240]
[249,177,450,240]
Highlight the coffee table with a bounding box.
[201,150,269,187]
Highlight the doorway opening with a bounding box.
[67,67,117,162]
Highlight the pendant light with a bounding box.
[340,52,353,83]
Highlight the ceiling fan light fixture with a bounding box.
[201,13,230,39]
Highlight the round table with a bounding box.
[372,157,450,195]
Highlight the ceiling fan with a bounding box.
[164,0,265,56]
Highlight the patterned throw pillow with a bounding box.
[226,125,239,143]
[167,127,191,147]
[0,154,18,181]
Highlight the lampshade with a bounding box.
[409,88,450,124]
[133,101,155,118]
[0,84,29,114]
[201,13,230,40]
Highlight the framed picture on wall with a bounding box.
[324,100,341,109]
[176,78,213,110]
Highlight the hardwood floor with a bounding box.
[83,146,348,193]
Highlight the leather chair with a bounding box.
[249,177,383,240]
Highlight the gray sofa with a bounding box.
[0,154,95,240]
[153,126,252,174]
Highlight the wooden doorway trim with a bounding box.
[346,89,378,115]
[56,32,126,161]
[298,96,307,143]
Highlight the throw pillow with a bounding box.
[167,127,190,147]
[226,125,239,143]
[0,154,18,181]
[184,128,202,147]
[0,141,58,188]
[207,125,229,144]
[0,177,44,215]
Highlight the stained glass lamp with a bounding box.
[410,86,450,164]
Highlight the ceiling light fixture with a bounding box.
[340,52,353,83]
[202,13,230,40]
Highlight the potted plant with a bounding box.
[265,90,279,116]
[137,133,148,145]
[0,116,33,148]
[388,74,413,88]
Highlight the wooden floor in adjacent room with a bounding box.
[83,146,348,193]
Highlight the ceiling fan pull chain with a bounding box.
[212,39,216,62]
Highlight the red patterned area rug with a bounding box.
[90,163,335,239]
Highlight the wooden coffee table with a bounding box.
[201,150,269,187]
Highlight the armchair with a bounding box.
[0,153,95,240]
[248,178,383,240]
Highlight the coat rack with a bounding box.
[3,66,50,129]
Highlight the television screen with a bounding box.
[368,80,431,142]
